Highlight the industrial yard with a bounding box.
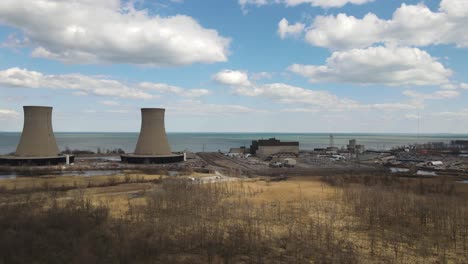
[2,139,468,182]
[1,106,466,184]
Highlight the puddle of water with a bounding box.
[0,170,124,179]
[0,169,183,179]
[75,156,121,161]
[168,171,179,176]
[389,167,410,173]
[416,170,438,176]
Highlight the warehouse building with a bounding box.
[250,138,299,157]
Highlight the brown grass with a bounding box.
[241,177,337,202]
[0,174,161,190]
[0,173,467,263]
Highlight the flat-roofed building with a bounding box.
[250,138,299,157]
[451,140,468,149]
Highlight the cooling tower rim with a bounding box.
[0,154,74,160]
[120,153,184,164]
[121,153,183,158]
[140,108,165,111]
[0,154,75,166]
[23,105,53,109]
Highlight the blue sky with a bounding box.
[0,0,467,133]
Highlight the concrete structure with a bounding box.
[250,138,299,157]
[347,139,365,154]
[0,106,73,166]
[326,147,339,154]
[283,158,297,167]
[121,108,184,164]
[451,140,468,149]
[229,147,247,154]
[428,161,443,166]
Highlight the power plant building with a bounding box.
[347,139,365,154]
[0,106,73,166]
[250,138,299,157]
[121,108,184,164]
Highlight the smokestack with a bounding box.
[134,108,171,155]
[15,106,60,157]
[121,108,184,164]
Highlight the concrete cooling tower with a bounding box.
[0,106,74,166]
[15,106,60,157]
[121,108,184,164]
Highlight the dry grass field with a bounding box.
[0,173,160,190]
[241,177,337,201]
[0,173,467,263]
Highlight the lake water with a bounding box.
[1,132,467,154]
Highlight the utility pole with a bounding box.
[417,111,420,139]
[356,149,360,167]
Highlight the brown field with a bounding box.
[0,173,161,190]
[242,177,337,201]
[0,173,467,263]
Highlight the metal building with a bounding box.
[121,108,184,164]
[0,106,74,166]
[250,138,299,157]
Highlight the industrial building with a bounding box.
[347,139,365,154]
[451,140,468,149]
[227,147,247,158]
[250,138,299,157]
[0,106,74,166]
[121,108,184,164]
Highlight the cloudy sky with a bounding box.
[0,0,467,133]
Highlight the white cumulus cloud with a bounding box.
[100,100,120,106]
[139,83,210,98]
[302,1,468,50]
[0,0,230,66]
[0,68,210,100]
[0,68,153,99]
[239,0,374,10]
[213,70,252,87]
[403,90,460,102]
[434,109,468,118]
[460,83,468,90]
[166,100,266,116]
[278,18,305,39]
[214,69,419,111]
[288,46,452,86]
[0,109,19,118]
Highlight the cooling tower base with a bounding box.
[121,153,184,164]
[0,155,75,166]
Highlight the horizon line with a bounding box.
[1,131,468,135]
